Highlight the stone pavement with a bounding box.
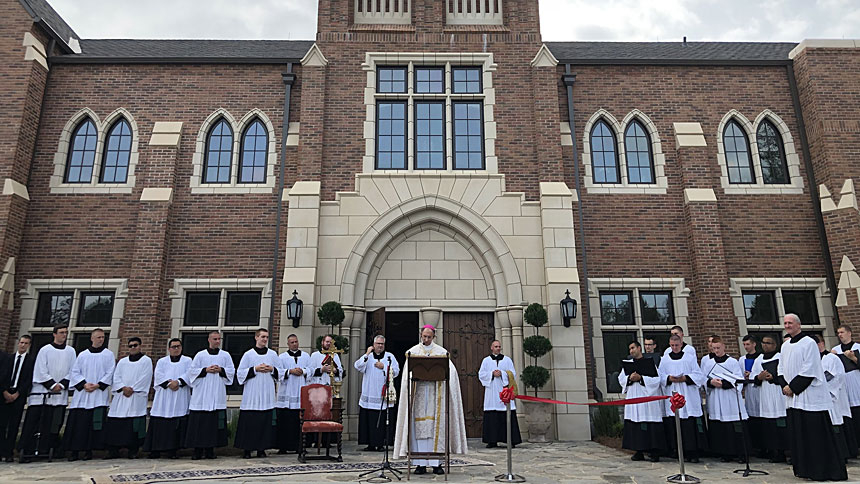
[3,440,860,483]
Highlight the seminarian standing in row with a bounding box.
[19,324,76,462]
[276,334,309,454]
[700,337,748,463]
[618,340,665,462]
[144,338,191,458]
[817,335,855,461]
[235,328,282,458]
[64,328,115,461]
[479,340,521,449]
[832,325,860,446]
[750,334,788,462]
[105,337,153,459]
[307,334,343,385]
[0,335,34,462]
[659,334,707,462]
[185,330,235,460]
[354,335,399,451]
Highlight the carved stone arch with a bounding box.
[339,195,524,309]
[99,108,140,184]
[191,108,239,187]
[716,109,755,156]
[620,109,662,154]
[582,109,624,186]
[50,108,102,187]
[753,109,794,149]
[750,109,804,190]
[236,109,278,186]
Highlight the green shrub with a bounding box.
[317,301,345,327]
[524,302,548,328]
[592,405,623,438]
[315,334,350,355]
[523,335,553,359]
[521,365,550,391]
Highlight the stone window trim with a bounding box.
[361,52,498,175]
[588,277,690,397]
[729,277,833,344]
[50,108,140,194]
[581,109,667,194]
[191,109,278,194]
[18,278,129,354]
[716,109,804,195]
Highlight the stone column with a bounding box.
[281,181,321,351]
[506,305,525,385]
[495,306,512,355]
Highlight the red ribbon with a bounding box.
[670,393,687,412]
[500,387,668,407]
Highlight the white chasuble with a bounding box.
[151,355,192,418]
[29,343,77,406]
[355,351,400,410]
[69,347,115,409]
[108,354,153,418]
[187,348,235,411]
[478,355,516,412]
[277,350,309,410]
[237,347,283,411]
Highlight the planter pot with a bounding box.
[522,400,553,443]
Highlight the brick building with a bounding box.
[1,0,859,440]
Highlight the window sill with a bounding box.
[722,185,803,195]
[190,185,274,195]
[50,184,134,195]
[585,185,667,195]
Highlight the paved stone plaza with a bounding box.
[3,440,860,483]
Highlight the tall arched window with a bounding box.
[624,120,654,184]
[723,120,754,184]
[64,118,98,183]
[590,119,619,183]
[239,119,267,183]
[204,118,233,183]
[756,119,789,184]
[100,118,132,183]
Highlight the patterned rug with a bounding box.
[91,457,494,484]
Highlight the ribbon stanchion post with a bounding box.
[495,388,525,483]
[666,392,699,484]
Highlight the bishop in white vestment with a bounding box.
[104,338,153,459]
[144,338,191,458]
[478,340,521,448]
[234,329,283,458]
[355,335,400,451]
[19,325,76,462]
[659,335,707,462]
[276,334,309,453]
[393,326,467,476]
[619,341,665,462]
[63,329,115,460]
[700,338,749,462]
[185,331,236,459]
[749,335,788,462]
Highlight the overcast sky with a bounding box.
[49,0,860,42]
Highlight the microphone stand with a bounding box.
[711,361,766,477]
[359,355,402,481]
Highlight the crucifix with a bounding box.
[322,344,344,398]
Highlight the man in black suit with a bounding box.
[0,335,35,462]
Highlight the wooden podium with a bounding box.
[406,353,451,481]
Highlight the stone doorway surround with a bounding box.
[280,173,589,440]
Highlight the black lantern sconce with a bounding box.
[560,289,577,327]
[286,290,304,328]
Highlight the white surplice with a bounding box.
[151,355,192,418]
[831,342,860,408]
[237,347,283,411]
[779,334,830,412]
[108,355,153,418]
[187,348,235,412]
[68,347,115,409]
[306,351,343,386]
[618,359,663,422]
[750,352,786,419]
[478,355,516,412]
[659,351,705,418]
[355,351,400,410]
[701,355,747,421]
[821,352,849,425]
[29,343,77,406]
[276,350,310,410]
[662,343,698,363]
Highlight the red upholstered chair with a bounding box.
[298,383,343,463]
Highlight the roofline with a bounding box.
[49,56,305,65]
[553,58,792,67]
[18,0,76,54]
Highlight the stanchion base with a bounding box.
[733,468,768,477]
[494,473,526,483]
[667,473,701,483]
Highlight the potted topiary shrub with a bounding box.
[521,302,553,442]
[315,301,350,354]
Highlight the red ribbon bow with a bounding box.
[499,386,515,405]
[670,393,686,413]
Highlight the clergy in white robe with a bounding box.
[355,335,401,451]
[104,338,153,459]
[659,335,707,462]
[144,338,191,458]
[779,314,847,481]
[700,338,749,462]
[393,326,468,476]
[478,340,521,448]
[619,341,665,462]
[63,329,115,460]
[740,335,763,453]
[661,326,698,363]
[307,334,344,386]
[818,335,857,461]
[832,325,860,448]
[234,329,283,458]
[276,334,309,453]
[185,331,236,460]
[19,325,76,462]
[750,335,788,462]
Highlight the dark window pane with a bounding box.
[181,332,210,359]
[204,119,233,183]
[640,291,673,325]
[600,292,633,324]
[603,331,637,393]
[724,120,755,184]
[225,291,261,326]
[749,331,781,350]
[65,118,98,183]
[452,67,482,93]
[78,292,114,327]
[376,102,407,169]
[239,119,268,183]
[591,120,619,183]
[100,118,132,183]
[452,101,483,169]
[414,102,445,169]
[743,291,778,325]
[223,332,256,395]
[415,67,444,94]
[783,290,819,325]
[35,292,73,327]
[756,120,789,184]
[184,292,220,326]
[30,333,54,353]
[624,120,654,184]
[377,67,407,93]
